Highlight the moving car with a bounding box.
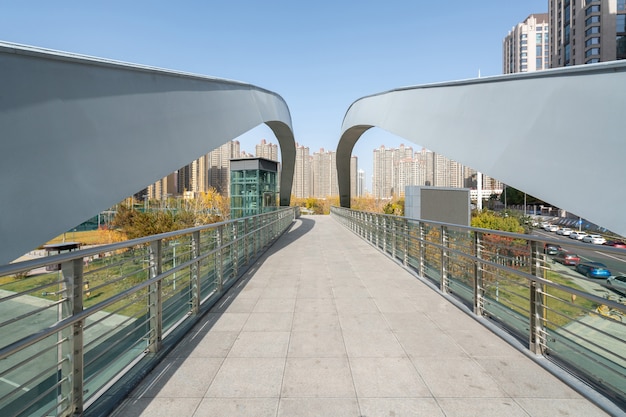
[575,261,611,278]
[606,276,626,294]
[570,231,588,240]
[553,251,580,266]
[604,240,626,249]
[582,234,606,245]
[544,243,563,255]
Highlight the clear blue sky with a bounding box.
[1,0,548,191]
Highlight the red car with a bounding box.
[553,251,580,266]
[604,240,626,249]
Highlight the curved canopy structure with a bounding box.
[0,42,296,264]
[337,62,626,236]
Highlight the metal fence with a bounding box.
[0,207,297,417]
[331,206,626,411]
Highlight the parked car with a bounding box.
[546,224,559,232]
[575,261,612,278]
[553,251,580,266]
[606,276,626,294]
[582,234,606,245]
[556,227,573,236]
[570,231,588,240]
[604,240,626,249]
[544,243,563,255]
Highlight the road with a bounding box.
[532,228,626,301]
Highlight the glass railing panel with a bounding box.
[542,283,626,405]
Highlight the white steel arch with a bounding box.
[0,42,296,264]
[337,62,626,236]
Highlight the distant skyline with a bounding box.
[1,1,550,191]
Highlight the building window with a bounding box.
[536,46,542,55]
[585,26,600,36]
[585,47,600,57]
[536,33,543,43]
[619,0,626,11]
[617,35,626,59]
[521,33,528,39]
[618,15,626,33]
[536,58,543,68]
[585,5,601,15]
[565,24,570,43]
[585,15,600,25]
[537,25,543,31]
[586,58,600,63]
[585,37,601,46]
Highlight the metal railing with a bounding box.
[0,207,297,417]
[331,206,626,412]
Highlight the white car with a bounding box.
[582,234,606,245]
[570,231,588,240]
[556,227,573,236]
[546,224,559,232]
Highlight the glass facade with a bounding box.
[230,158,278,218]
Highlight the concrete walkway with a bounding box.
[112,216,612,417]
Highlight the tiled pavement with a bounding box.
[112,215,613,417]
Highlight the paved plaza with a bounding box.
[112,215,612,417]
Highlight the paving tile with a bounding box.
[206,357,285,397]
[514,398,611,417]
[292,311,341,332]
[338,312,390,331]
[227,331,290,357]
[111,397,201,417]
[358,398,445,417]
[394,331,469,359]
[411,357,507,398]
[437,398,531,417]
[350,357,431,397]
[287,330,347,357]
[474,356,586,398]
[194,398,278,417]
[294,297,336,313]
[278,398,359,417]
[342,330,406,358]
[241,312,293,331]
[252,297,296,313]
[281,357,356,398]
[130,357,222,398]
[203,312,250,332]
[169,331,238,358]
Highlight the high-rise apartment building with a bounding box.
[292,143,312,198]
[255,139,278,161]
[357,169,365,197]
[147,173,176,200]
[208,140,241,196]
[549,0,626,66]
[373,146,502,199]
[311,148,337,198]
[503,13,550,73]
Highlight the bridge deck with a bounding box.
[112,215,610,417]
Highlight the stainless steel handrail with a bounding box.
[0,207,297,417]
[331,206,625,413]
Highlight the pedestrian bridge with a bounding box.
[1,209,624,416]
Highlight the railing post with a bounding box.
[233,222,239,278]
[529,240,545,354]
[244,219,250,266]
[190,231,201,315]
[473,231,484,315]
[403,218,409,266]
[216,226,224,293]
[148,240,162,354]
[60,258,85,416]
[419,222,426,278]
[441,225,449,294]
[391,217,398,259]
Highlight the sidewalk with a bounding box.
[112,215,612,417]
